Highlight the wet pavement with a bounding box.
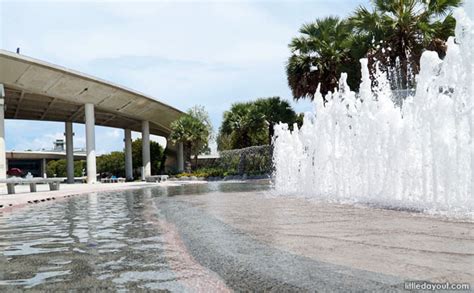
[0,185,229,291]
[174,188,474,285]
[0,181,472,291]
[157,198,403,291]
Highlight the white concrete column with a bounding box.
[0,84,6,181]
[141,121,151,179]
[124,128,133,181]
[42,158,47,178]
[177,142,184,172]
[65,122,74,183]
[85,103,96,184]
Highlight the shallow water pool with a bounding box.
[1,180,471,291]
[0,181,269,291]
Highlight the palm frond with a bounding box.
[427,0,462,17]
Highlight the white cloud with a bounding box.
[28,132,63,151]
[2,0,373,154]
[105,129,121,139]
[131,132,167,148]
[8,130,86,152]
[6,1,293,69]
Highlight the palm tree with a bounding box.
[254,97,297,144]
[218,102,267,150]
[286,16,358,101]
[170,106,212,169]
[217,98,298,149]
[349,0,461,88]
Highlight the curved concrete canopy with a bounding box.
[6,151,86,161]
[0,49,183,137]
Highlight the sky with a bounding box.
[1,0,472,154]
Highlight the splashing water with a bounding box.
[273,9,473,218]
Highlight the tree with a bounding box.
[286,17,359,100]
[46,160,86,177]
[170,105,212,169]
[97,151,125,177]
[349,0,461,88]
[46,160,66,177]
[217,98,297,150]
[295,113,305,129]
[132,138,164,176]
[218,102,267,150]
[46,141,165,179]
[74,160,86,177]
[216,132,234,151]
[253,97,297,144]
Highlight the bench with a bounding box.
[0,178,62,194]
[100,177,126,183]
[145,175,169,183]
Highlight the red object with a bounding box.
[7,168,23,177]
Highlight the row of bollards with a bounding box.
[0,193,81,209]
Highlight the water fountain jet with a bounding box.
[273,9,473,218]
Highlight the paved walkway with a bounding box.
[0,181,189,211]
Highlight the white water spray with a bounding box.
[273,10,473,217]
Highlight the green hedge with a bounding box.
[219,145,272,175]
[175,167,237,178]
[176,145,272,178]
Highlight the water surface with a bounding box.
[0,182,268,291]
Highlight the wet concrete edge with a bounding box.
[156,198,409,292]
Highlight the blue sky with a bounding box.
[1,0,472,154]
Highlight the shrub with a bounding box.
[46,160,86,177]
[217,145,272,176]
[174,145,272,178]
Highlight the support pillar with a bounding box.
[42,158,47,178]
[65,122,74,183]
[177,142,184,172]
[85,103,96,184]
[141,121,151,180]
[124,129,133,181]
[0,84,6,181]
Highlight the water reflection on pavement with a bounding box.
[0,183,256,291]
[2,181,470,291]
